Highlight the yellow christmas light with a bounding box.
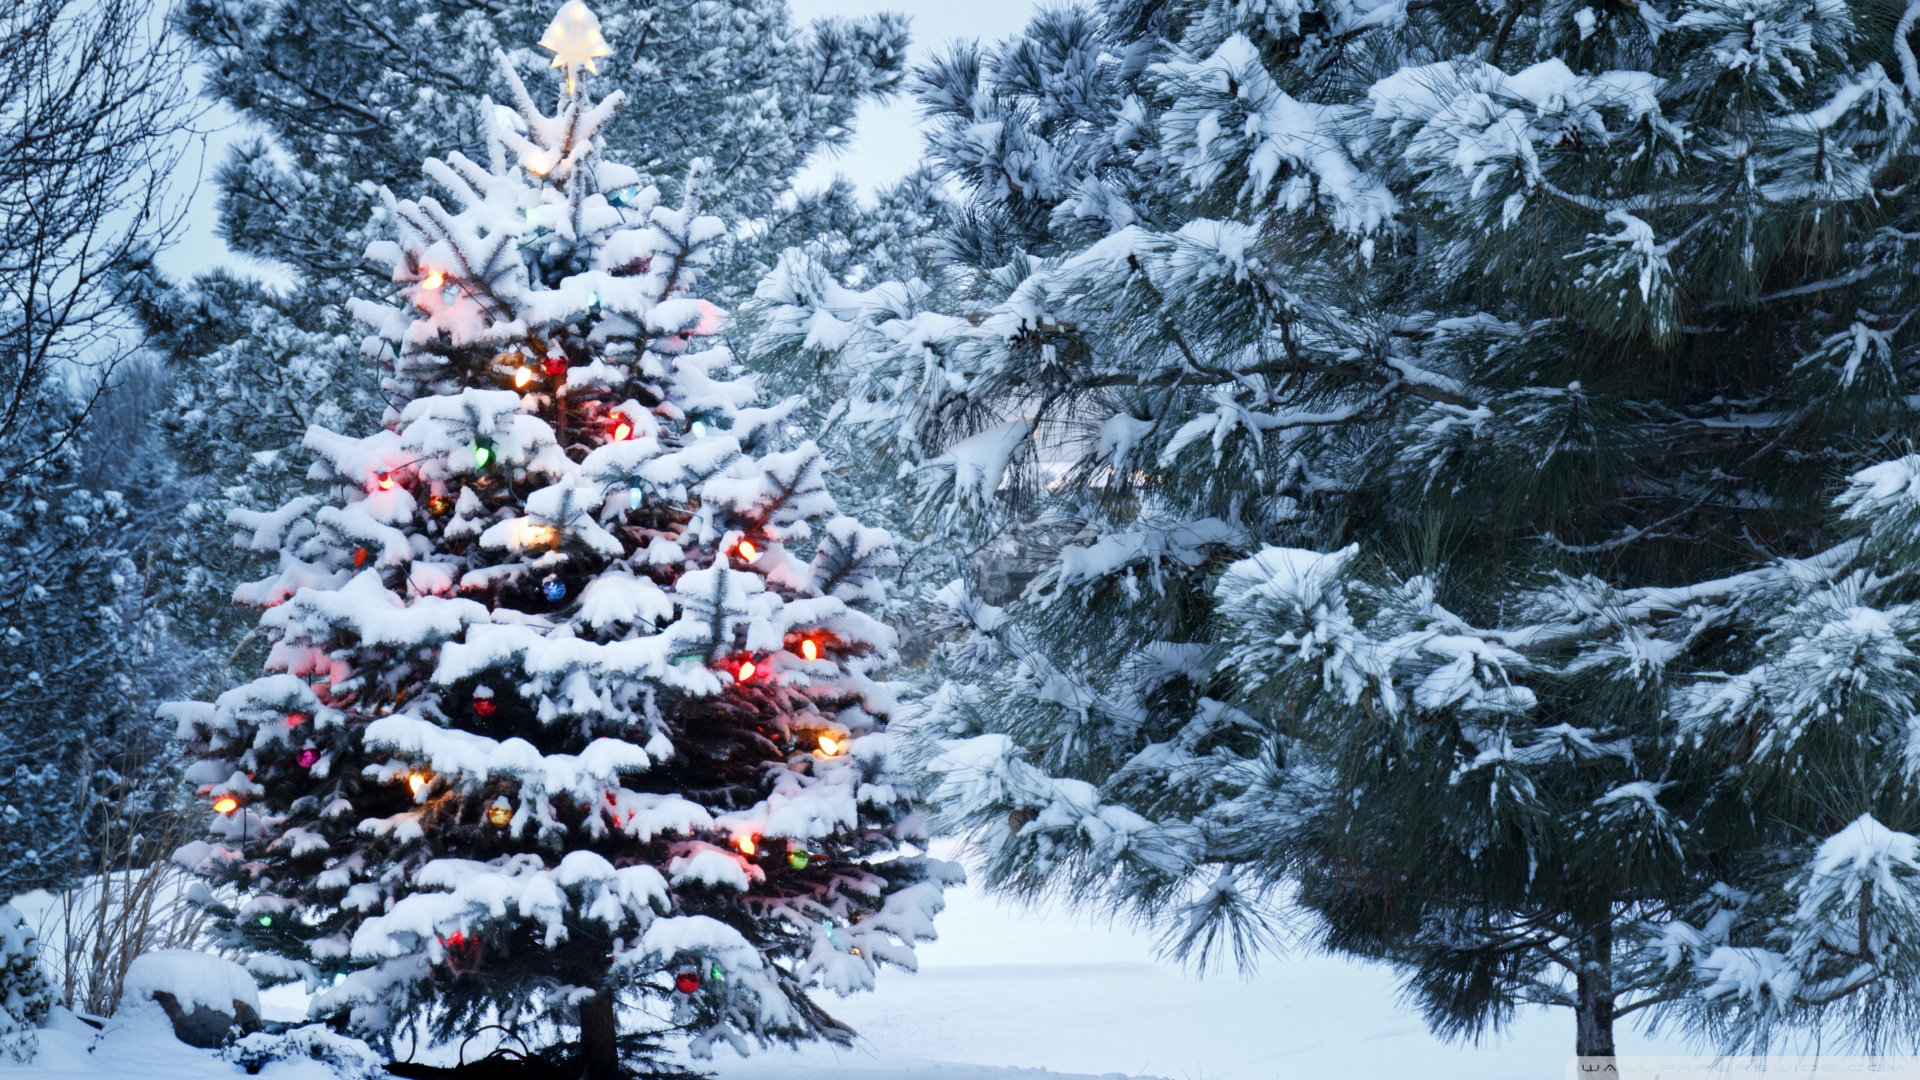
[540,1,613,93]
[421,269,445,291]
[799,639,819,662]
[524,150,553,177]
[514,365,534,389]
[817,734,841,757]
[408,772,432,799]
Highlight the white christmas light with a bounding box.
[540,1,612,93]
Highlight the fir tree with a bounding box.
[769,0,1920,1058]
[169,11,953,1076]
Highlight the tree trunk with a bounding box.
[578,992,620,1080]
[1573,917,1617,1062]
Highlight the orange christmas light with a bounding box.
[421,269,445,291]
[817,734,841,757]
[736,835,758,856]
[212,796,240,815]
[799,639,819,662]
[736,540,758,562]
[408,772,432,799]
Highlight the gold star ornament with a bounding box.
[540,0,613,92]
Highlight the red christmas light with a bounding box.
[736,539,758,561]
[376,472,395,491]
[352,546,370,568]
[674,971,701,994]
[799,639,819,662]
[736,660,756,682]
[542,354,566,377]
[611,419,633,441]
[296,748,319,769]
[473,697,498,718]
[286,713,308,728]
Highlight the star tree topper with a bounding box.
[540,0,613,93]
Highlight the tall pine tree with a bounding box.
[170,10,952,1074]
[766,0,1920,1058]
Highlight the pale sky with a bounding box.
[788,0,1042,193]
[160,0,1042,281]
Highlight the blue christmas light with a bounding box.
[543,579,567,601]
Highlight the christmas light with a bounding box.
[674,970,701,994]
[287,713,307,728]
[487,797,512,827]
[611,419,632,441]
[511,520,559,549]
[353,546,370,568]
[473,696,498,718]
[543,354,566,377]
[422,269,445,291]
[523,150,552,176]
[428,494,454,516]
[514,365,534,389]
[627,486,642,510]
[541,0,613,93]
[408,772,431,799]
[258,915,273,928]
[376,472,395,491]
[737,660,756,681]
[213,796,239,815]
[787,850,810,870]
[800,639,819,662]
[296,748,319,769]
[542,579,567,601]
[736,835,757,856]
[473,442,494,469]
[736,540,758,561]
[817,734,841,757]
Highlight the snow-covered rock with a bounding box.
[121,951,261,1049]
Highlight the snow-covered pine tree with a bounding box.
[168,10,952,1075]
[767,0,1920,1058]
[0,381,182,898]
[129,0,928,699]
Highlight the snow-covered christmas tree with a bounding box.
[168,7,953,1075]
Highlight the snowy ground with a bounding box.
[698,882,1693,1080]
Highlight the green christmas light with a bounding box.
[473,441,495,469]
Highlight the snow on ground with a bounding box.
[0,1009,339,1080]
[701,881,1693,1080]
